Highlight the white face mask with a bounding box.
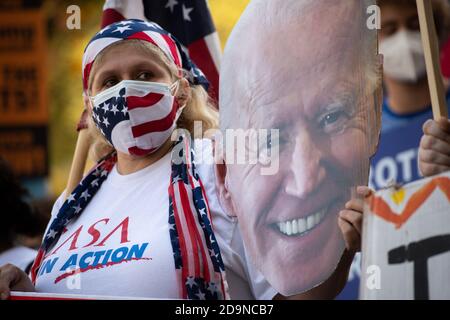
[90,80,185,156]
[380,30,427,83]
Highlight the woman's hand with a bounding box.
[0,264,35,300]
[338,186,373,253]
[419,118,450,177]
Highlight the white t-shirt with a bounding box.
[0,246,37,271]
[35,140,277,300]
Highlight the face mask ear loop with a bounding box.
[170,79,181,97]
[171,79,189,111]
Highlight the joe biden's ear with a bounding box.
[214,159,238,218]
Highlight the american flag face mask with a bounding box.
[90,79,184,156]
[82,19,209,157]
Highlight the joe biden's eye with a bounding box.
[258,129,284,155]
[318,108,350,134]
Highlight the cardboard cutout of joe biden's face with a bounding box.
[216,0,382,296]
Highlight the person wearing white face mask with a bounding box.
[369,0,450,191]
[0,19,233,300]
[379,0,450,129]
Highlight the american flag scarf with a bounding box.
[30,134,229,300]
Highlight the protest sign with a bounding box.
[361,172,450,299]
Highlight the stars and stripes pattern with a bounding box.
[101,0,221,101]
[29,134,229,300]
[91,82,180,156]
[82,19,209,93]
[169,134,229,300]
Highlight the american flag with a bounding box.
[101,0,221,103]
[168,134,228,299]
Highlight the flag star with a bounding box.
[102,117,110,127]
[112,25,132,34]
[110,103,119,115]
[182,4,194,22]
[80,190,91,201]
[101,170,108,177]
[118,20,133,26]
[47,229,57,239]
[102,102,110,113]
[73,204,82,214]
[98,26,110,35]
[199,208,207,216]
[165,0,178,13]
[209,234,216,244]
[67,193,76,203]
[63,218,71,226]
[90,179,99,187]
[139,21,155,28]
[186,277,196,288]
[196,292,206,300]
[121,105,128,115]
[93,168,101,176]
[208,249,215,257]
[207,282,217,294]
[169,223,175,231]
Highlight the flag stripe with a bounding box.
[101,8,125,28]
[127,146,157,156]
[169,183,189,298]
[178,182,201,277]
[134,127,175,150]
[161,33,182,69]
[173,183,197,276]
[183,184,213,282]
[131,100,177,137]
[188,38,220,100]
[127,92,165,110]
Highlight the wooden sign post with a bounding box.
[416,0,448,120]
[64,109,92,200]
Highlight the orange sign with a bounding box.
[0,7,48,178]
[368,176,450,229]
[0,10,48,125]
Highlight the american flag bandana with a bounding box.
[101,0,222,101]
[82,19,210,93]
[30,133,229,300]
